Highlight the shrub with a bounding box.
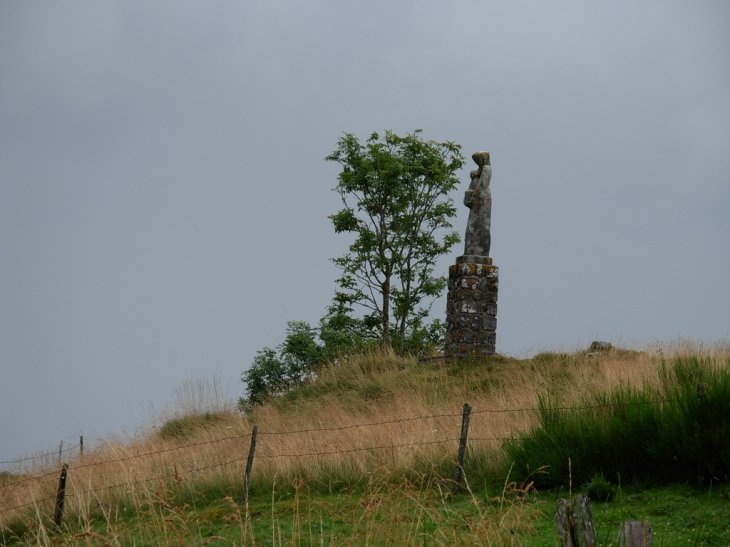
[158,412,227,440]
[240,314,443,409]
[239,322,326,410]
[583,473,617,502]
[504,356,730,487]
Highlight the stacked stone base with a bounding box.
[445,255,498,357]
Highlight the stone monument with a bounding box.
[445,151,499,357]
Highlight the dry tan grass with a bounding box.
[1,339,727,533]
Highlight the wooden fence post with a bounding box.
[53,463,69,529]
[555,495,595,547]
[618,521,653,547]
[79,435,84,458]
[574,495,596,547]
[452,403,472,493]
[58,440,63,464]
[555,498,577,547]
[240,425,258,504]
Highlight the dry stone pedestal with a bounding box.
[445,255,498,356]
[445,150,498,358]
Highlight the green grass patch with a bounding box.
[528,484,730,547]
[157,412,229,440]
[5,477,730,546]
[505,356,730,488]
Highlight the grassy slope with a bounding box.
[2,342,729,545]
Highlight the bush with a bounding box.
[582,473,617,502]
[504,356,730,487]
[240,311,445,410]
[158,412,227,440]
[239,322,324,410]
[239,318,374,410]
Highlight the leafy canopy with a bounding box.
[326,129,464,349]
[240,130,465,409]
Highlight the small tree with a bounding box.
[326,130,464,350]
[317,301,379,357]
[238,321,323,409]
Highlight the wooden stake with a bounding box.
[53,463,69,529]
[555,495,596,547]
[58,440,63,464]
[573,495,596,547]
[452,403,472,493]
[618,521,653,547]
[240,425,258,504]
[555,498,576,547]
[79,435,84,458]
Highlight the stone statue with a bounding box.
[445,150,498,357]
[463,151,491,257]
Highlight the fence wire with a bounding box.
[0,444,81,466]
[0,398,668,517]
[0,437,462,516]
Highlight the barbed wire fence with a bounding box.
[0,398,668,527]
[0,442,82,469]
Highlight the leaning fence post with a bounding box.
[53,463,69,529]
[240,425,258,504]
[618,520,653,547]
[555,498,576,547]
[574,495,596,547]
[555,495,596,547]
[452,403,472,493]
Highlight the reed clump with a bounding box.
[505,354,730,488]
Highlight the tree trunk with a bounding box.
[398,298,409,352]
[382,278,390,347]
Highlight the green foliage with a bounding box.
[240,130,463,407]
[505,356,730,488]
[239,321,325,410]
[7,477,730,546]
[356,381,389,401]
[392,317,447,357]
[583,473,617,502]
[326,129,464,349]
[157,412,227,440]
[317,301,380,357]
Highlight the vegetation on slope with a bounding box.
[506,355,730,488]
[1,341,729,546]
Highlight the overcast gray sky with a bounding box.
[1,1,728,464]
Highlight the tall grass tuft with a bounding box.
[504,355,730,487]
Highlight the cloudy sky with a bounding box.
[1,1,728,464]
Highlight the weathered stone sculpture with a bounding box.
[463,151,492,257]
[445,151,498,357]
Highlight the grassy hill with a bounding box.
[1,341,729,546]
